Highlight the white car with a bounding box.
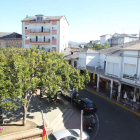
[48,129,90,140]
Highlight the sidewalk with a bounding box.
[85,86,140,116]
[0,91,71,140]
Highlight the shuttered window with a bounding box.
[107,62,119,76]
[124,63,136,76]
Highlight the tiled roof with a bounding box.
[80,48,99,54]
[100,34,109,37]
[98,40,140,56]
[122,43,140,51]
[111,33,139,39]
[22,16,64,21]
[62,47,83,60]
[0,32,22,39]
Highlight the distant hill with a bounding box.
[69,41,87,45]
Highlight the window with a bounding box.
[25,35,29,39]
[124,63,136,76]
[69,60,71,65]
[25,27,27,29]
[37,17,42,21]
[107,62,119,76]
[74,61,77,68]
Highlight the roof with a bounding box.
[80,48,99,54]
[100,34,109,37]
[98,40,140,56]
[0,32,22,39]
[111,33,139,39]
[122,43,140,51]
[22,15,69,25]
[62,47,83,60]
[23,15,64,21]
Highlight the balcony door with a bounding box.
[36,36,38,42]
[41,26,43,32]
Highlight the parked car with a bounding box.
[73,97,97,114]
[48,129,90,140]
[60,88,79,101]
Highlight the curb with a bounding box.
[85,88,140,117]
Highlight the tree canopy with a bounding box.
[0,46,90,125]
[84,42,110,50]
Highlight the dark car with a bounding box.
[73,97,97,114]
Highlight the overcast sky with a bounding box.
[1,0,140,42]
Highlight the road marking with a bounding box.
[85,88,140,117]
[92,113,99,140]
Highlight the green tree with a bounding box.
[0,47,90,125]
[103,42,110,48]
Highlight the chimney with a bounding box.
[71,51,73,55]
[26,15,28,18]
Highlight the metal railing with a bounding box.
[30,38,50,43]
[30,20,50,23]
[30,28,50,33]
[86,66,105,75]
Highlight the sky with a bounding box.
[1,0,140,42]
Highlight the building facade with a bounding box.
[22,14,69,53]
[0,32,22,47]
[78,40,140,103]
[100,33,139,47]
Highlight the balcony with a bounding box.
[30,20,50,23]
[123,74,135,80]
[86,66,105,75]
[29,29,50,34]
[30,38,50,44]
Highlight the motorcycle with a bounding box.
[84,115,96,131]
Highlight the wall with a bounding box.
[78,53,86,69]
[86,53,99,67]
[99,53,106,69]
[100,35,111,46]
[59,16,69,53]
[0,39,6,46]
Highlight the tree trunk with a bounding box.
[0,106,3,124]
[23,105,27,126]
[54,93,58,102]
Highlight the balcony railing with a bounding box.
[86,66,105,75]
[123,74,135,80]
[30,38,50,43]
[30,20,50,23]
[30,29,50,33]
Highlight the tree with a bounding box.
[0,46,90,125]
[103,42,110,48]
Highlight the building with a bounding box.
[0,32,22,47]
[78,40,140,103]
[100,34,111,46]
[63,47,82,69]
[111,33,139,47]
[22,14,69,53]
[87,40,100,47]
[100,33,139,47]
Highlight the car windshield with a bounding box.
[86,103,93,108]
[48,134,57,140]
[68,129,79,137]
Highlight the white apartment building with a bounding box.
[100,34,111,46]
[22,14,69,53]
[100,33,139,47]
[78,40,140,103]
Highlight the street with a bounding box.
[65,89,140,140]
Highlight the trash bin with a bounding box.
[86,83,89,87]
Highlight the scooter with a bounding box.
[84,115,96,131]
